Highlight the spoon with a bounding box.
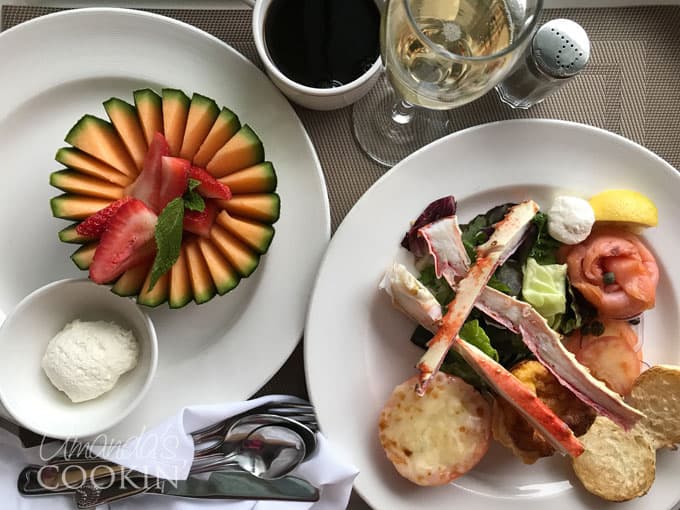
[191,423,307,480]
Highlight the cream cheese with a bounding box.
[547,196,595,245]
[41,320,139,403]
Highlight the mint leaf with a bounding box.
[183,191,205,212]
[188,178,201,192]
[149,198,184,291]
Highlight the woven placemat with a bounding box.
[3,5,680,232]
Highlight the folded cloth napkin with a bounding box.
[2,396,358,510]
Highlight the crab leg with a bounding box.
[419,213,643,430]
[416,200,539,394]
[380,264,584,457]
[452,338,584,457]
[475,287,643,430]
[419,216,470,283]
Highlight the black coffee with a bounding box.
[264,0,381,89]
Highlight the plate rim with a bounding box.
[303,118,679,509]
[0,7,331,432]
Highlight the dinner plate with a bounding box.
[305,119,680,510]
[0,8,330,439]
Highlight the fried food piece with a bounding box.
[378,372,492,486]
[492,360,596,464]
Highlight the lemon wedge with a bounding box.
[588,189,658,230]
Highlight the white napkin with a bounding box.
[1,396,358,510]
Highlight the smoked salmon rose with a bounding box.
[563,228,659,319]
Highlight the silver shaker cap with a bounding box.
[532,19,590,78]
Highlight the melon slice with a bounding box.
[218,162,277,194]
[112,261,151,297]
[50,170,124,200]
[104,98,148,172]
[180,94,220,162]
[71,243,98,270]
[58,223,96,244]
[218,193,280,224]
[216,210,274,254]
[209,224,260,277]
[51,195,115,220]
[185,239,217,304]
[65,115,138,177]
[56,148,132,187]
[52,89,279,308]
[138,269,169,307]
[134,89,163,146]
[206,125,264,178]
[192,107,241,168]
[197,237,240,295]
[162,89,190,157]
[168,245,192,309]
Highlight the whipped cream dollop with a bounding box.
[41,319,139,403]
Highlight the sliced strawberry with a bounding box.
[158,156,190,211]
[76,197,134,238]
[183,199,218,238]
[188,166,232,200]
[127,132,170,212]
[89,199,158,284]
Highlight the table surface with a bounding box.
[2,2,679,509]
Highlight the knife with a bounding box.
[75,471,320,508]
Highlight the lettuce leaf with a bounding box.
[522,257,567,321]
[401,196,457,257]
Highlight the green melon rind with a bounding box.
[58,223,95,244]
[71,243,98,270]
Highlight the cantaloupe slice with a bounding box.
[218,162,277,194]
[169,245,192,309]
[197,237,240,295]
[58,223,96,244]
[209,224,259,277]
[56,148,132,187]
[112,261,151,297]
[50,170,124,200]
[71,242,98,270]
[192,107,241,168]
[134,89,163,146]
[215,210,274,254]
[138,268,169,307]
[185,239,216,304]
[217,193,280,224]
[162,89,190,157]
[206,125,264,178]
[65,115,138,177]
[51,195,115,220]
[104,98,148,172]
[180,94,220,162]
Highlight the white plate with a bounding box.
[305,120,680,510]
[0,8,330,439]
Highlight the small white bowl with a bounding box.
[0,279,157,439]
[252,0,383,111]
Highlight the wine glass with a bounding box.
[353,0,543,167]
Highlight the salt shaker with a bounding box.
[495,19,590,109]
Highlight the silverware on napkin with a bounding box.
[74,471,320,508]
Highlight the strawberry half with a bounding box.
[127,132,170,213]
[76,197,134,238]
[183,199,218,238]
[158,156,190,211]
[188,166,232,200]
[89,199,158,284]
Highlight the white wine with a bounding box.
[383,0,515,109]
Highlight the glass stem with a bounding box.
[391,99,415,125]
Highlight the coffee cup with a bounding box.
[252,0,383,111]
